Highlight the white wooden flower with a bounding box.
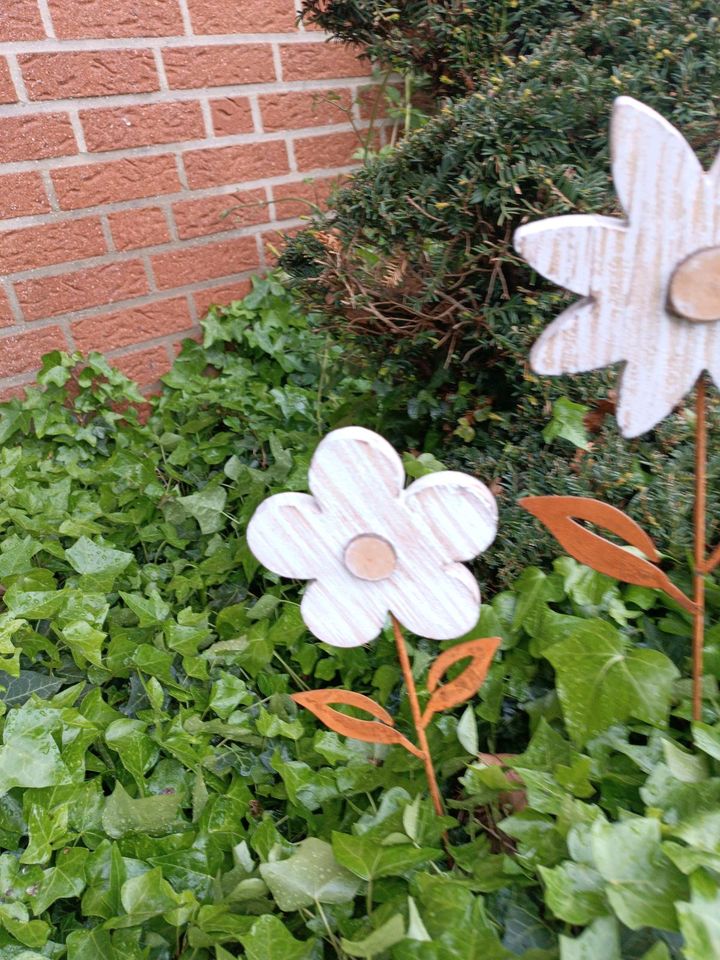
[514,96,720,437]
[247,426,498,647]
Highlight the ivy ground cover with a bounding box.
[0,279,718,959]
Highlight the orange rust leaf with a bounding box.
[422,637,501,726]
[520,495,695,613]
[292,689,423,758]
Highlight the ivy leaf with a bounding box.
[406,875,511,959]
[105,719,159,790]
[692,722,720,762]
[539,861,608,924]
[559,917,620,960]
[113,867,184,926]
[21,802,70,865]
[119,591,171,628]
[545,621,678,744]
[543,396,590,449]
[66,928,120,960]
[676,870,720,960]
[178,485,228,534]
[102,783,180,839]
[241,914,316,960]
[0,670,63,707]
[259,838,360,911]
[30,847,89,915]
[0,725,70,796]
[0,535,41,578]
[65,537,133,578]
[332,832,440,881]
[341,914,406,957]
[591,818,688,930]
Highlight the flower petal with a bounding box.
[616,358,700,438]
[403,471,498,562]
[247,492,333,580]
[611,96,704,225]
[514,215,621,296]
[308,426,405,525]
[388,564,481,640]
[301,577,388,647]
[530,299,627,375]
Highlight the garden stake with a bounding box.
[514,95,719,724]
[246,425,501,813]
[390,613,444,818]
[693,375,707,723]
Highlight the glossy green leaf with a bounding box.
[342,914,406,957]
[545,621,678,744]
[259,838,360,910]
[591,818,688,931]
[332,831,440,881]
[241,914,316,960]
[559,917,620,960]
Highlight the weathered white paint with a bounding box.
[514,96,720,437]
[247,426,498,647]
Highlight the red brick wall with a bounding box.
[0,0,375,394]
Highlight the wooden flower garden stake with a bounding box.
[514,96,720,721]
[247,426,500,815]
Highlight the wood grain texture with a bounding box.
[514,96,720,438]
[247,426,498,647]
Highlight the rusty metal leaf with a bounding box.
[421,637,501,726]
[292,689,423,758]
[520,495,695,613]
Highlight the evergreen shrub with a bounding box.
[301,0,586,98]
[282,0,720,581]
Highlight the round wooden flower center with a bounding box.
[668,246,720,323]
[344,534,397,581]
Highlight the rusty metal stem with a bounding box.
[390,614,445,818]
[693,376,707,723]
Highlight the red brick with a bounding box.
[194,278,252,316]
[294,131,360,171]
[0,1,45,41]
[184,141,289,190]
[0,383,30,402]
[152,237,259,290]
[0,326,68,378]
[0,114,76,163]
[0,287,14,328]
[163,45,275,90]
[108,207,171,251]
[272,175,343,220]
[0,59,17,104]
[281,43,370,82]
[357,83,396,120]
[172,189,268,240]
[81,101,204,153]
[0,173,50,220]
[0,219,106,274]
[48,0,184,39]
[52,155,181,210]
[71,296,193,351]
[210,97,254,137]
[260,89,353,132]
[19,50,159,101]
[16,261,149,322]
[112,344,173,386]
[186,0,296,33]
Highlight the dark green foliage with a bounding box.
[300,0,587,98]
[282,0,720,581]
